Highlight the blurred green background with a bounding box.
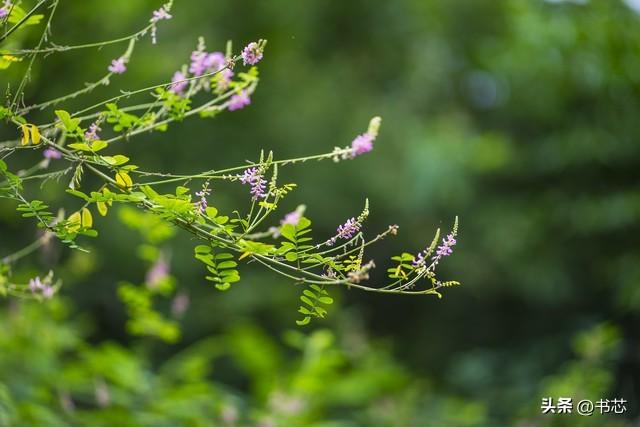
[1,0,640,425]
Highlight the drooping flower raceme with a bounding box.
[108,57,127,74]
[228,90,251,111]
[239,167,267,200]
[149,4,172,44]
[241,41,263,66]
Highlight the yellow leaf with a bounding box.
[81,208,93,228]
[68,208,93,232]
[238,252,251,260]
[67,211,82,233]
[115,171,133,189]
[96,201,108,217]
[20,124,29,146]
[29,125,41,145]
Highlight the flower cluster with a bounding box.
[0,1,12,18]
[108,57,127,74]
[84,122,101,141]
[194,181,211,214]
[326,217,361,246]
[281,210,302,226]
[170,71,188,94]
[435,233,457,259]
[189,50,225,77]
[228,90,251,111]
[149,3,172,44]
[413,232,457,270]
[351,133,374,156]
[29,276,55,299]
[145,255,170,288]
[239,167,267,200]
[168,39,237,97]
[332,116,381,161]
[43,147,62,160]
[241,42,264,66]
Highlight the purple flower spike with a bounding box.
[241,42,263,66]
[204,52,226,72]
[351,133,374,157]
[84,122,101,141]
[170,71,189,94]
[108,57,126,74]
[434,233,457,260]
[190,51,225,77]
[239,167,267,200]
[194,182,211,214]
[281,210,302,226]
[327,217,361,246]
[228,90,251,111]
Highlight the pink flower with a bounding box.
[149,4,172,44]
[43,148,62,160]
[228,91,251,111]
[108,57,126,74]
[0,1,12,18]
[241,42,263,66]
[351,133,374,157]
[170,71,188,94]
[84,122,101,141]
[146,256,169,288]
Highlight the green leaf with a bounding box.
[194,245,212,255]
[90,140,108,151]
[102,154,130,165]
[296,317,311,326]
[205,206,219,219]
[67,143,91,152]
[55,110,80,132]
